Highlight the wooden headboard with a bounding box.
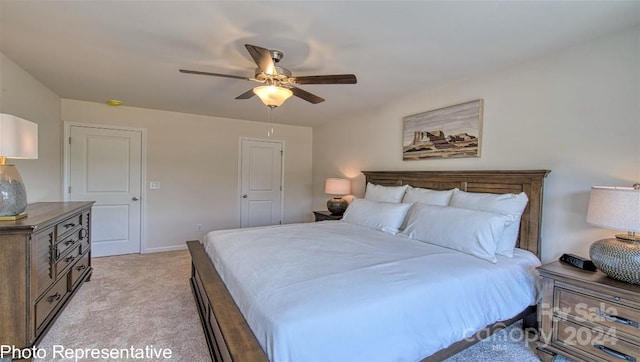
[362,170,550,258]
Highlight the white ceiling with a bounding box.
[1,1,639,127]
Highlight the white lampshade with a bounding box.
[324,178,351,196]
[0,113,38,218]
[0,113,38,159]
[253,86,293,108]
[587,186,640,232]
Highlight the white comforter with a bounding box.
[203,221,540,362]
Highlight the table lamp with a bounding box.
[0,114,39,220]
[586,184,640,284]
[324,178,351,216]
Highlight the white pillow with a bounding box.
[402,186,457,205]
[400,187,458,230]
[401,204,512,263]
[364,182,408,203]
[342,198,412,234]
[449,190,529,257]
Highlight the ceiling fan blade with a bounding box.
[235,89,256,100]
[179,69,250,80]
[245,44,277,75]
[290,87,325,104]
[293,74,357,85]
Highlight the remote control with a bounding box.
[559,253,597,271]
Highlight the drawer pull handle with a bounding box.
[76,264,86,271]
[65,255,76,263]
[64,239,76,246]
[64,222,76,228]
[47,293,61,304]
[597,309,639,328]
[594,344,636,362]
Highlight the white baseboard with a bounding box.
[142,244,188,254]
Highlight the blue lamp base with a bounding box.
[0,164,28,217]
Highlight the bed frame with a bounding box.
[186,169,550,362]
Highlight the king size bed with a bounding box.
[186,170,550,361]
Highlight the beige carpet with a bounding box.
[33,250,547,362]
[35,250,210,361]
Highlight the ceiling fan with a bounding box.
[180,44,357,107]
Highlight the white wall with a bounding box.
[312,27,640,263]
[62,100,313,252]
[0,53,62,201]
[1,50,313,254]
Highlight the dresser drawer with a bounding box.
[55,212,83,239]
[556,319,640,362]
[55,244,81,276]
[69,252,90,288]
[55,229,81,258]
[35,276,69,332]
[558,288,640,339]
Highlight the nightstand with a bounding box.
[313,210,342,222]
[537,261,640,362]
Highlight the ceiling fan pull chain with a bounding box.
[267,107,274,137]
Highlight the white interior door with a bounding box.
[240,139,283,227]
[68,125,142,257]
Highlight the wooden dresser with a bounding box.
[537,261,640,362]
[0,202,94,357]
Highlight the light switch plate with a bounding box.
[150,181,161,190]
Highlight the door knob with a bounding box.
[242,194,248,198]
[132,197,139,201]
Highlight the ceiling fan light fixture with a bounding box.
[181,44,356,106]
[253,85,293,108]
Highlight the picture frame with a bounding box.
[402,99,483,160]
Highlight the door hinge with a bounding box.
[279,220,282,225]
[69,137,72,144]
[68,186,71,194]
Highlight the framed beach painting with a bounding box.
[402,99,483,160]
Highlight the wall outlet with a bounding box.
[196,224,202,231]
[150,181,161,190]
